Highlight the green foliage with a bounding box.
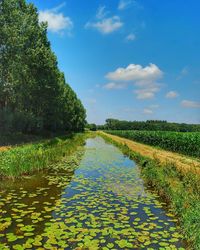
[0,132,42,147]
[0,0,86,133]
[106,130,200,158]
[100,118,200,132]
[0,133,87,177]
[0,108,43,133]
[86,123,97,131]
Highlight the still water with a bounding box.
[0,137,184,249]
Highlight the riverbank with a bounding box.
[99,131,200,175]
[0,133,88,178]
[99,131,200,249]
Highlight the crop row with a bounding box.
[106,130,200,158]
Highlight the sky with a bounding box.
[30,0,200,124]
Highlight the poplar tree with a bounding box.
[0,0,86,133]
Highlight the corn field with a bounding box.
[106,130,200,158]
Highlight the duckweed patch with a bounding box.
[0,136,185,249]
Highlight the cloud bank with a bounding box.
[105,63,163,99]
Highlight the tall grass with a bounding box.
[0,133,87,178]
[100,133,200,250]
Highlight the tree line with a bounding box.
[0,0,86,134]
[92,119,200,132]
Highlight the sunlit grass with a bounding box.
[0,133,88,178]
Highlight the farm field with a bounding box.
[105,130,200,158]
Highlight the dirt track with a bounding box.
[99,131,200,175]
[0,146,11,152]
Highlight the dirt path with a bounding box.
[99,131,200,175]
[0,146,11,152]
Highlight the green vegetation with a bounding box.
[106,130,200,158]
[98,118,200,132]
[0,1,199,249]
[0,136,184,249]
[100,133,200,250]
[0,133,44,147]
[0,0,86,134]
[0,133,87,178]
[86,123,97,131]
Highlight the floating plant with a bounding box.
[0,137,185,249]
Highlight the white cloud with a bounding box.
[96,6,107,19]
[143,108,153,114]
[39,5,73,34]
[106,63,163,99]
[118,0,133,10]
[103,82,126,90]
[134,88,158,99]
[85,16,123,34]
[106,63,163,82]
[125,33,136,41]
[181,100,200,108]
[166,91,179,98]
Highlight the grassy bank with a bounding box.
[0,133,88,178]
[99,132,200,250]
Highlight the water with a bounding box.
[0,136,185,249]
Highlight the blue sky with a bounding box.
[30,0,200,124]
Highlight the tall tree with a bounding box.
[0,0,86,133]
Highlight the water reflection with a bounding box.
[0,137,185,249]
[0,149,84,249]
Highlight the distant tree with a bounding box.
[103,118,200,132]
[88,124,97,131]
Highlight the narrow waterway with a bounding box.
[0,136,184,249]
